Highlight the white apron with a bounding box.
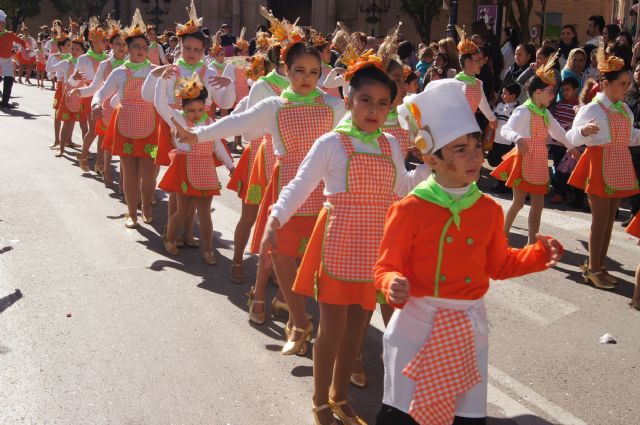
[382,296,489,419]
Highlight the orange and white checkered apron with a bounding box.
[322,133,397,282]
[521,112,550,185]
[63,62,83,113]
[402,309,481,425]
[599,102,639,191]
[116,67,156,139]
[266,81,285,96]
[276,97,334,215]
[235,66,250,105]
[100,60,117,128]
[383,124,412,155]
[247,82,283,168]
[170,66,207,110]
[464,83,482,113]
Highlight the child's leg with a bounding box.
[272,253,310,340]
[183,201,197,242]
[250,261,274,315]
[79,119,89,141]
[195,196,214,253]
[138,157,156,219]
[503,189,527,236]
[631,264,640,309]
[527,193,545,245]
[96,136,105,168]
[25,64,33,83]
[103,149,113,187]
[52,116,61,147]
[232,203,259,265]
[80,116,97,167]
[58,120,75,155]
[587,194,609,271]
[600,198,622,267]
[120,156,140,220]
[167,193,193,242]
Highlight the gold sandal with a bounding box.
[328,399,367,425]
[203,251,218,265]
[312,403,338,425]
[582,269,616,290]
[230,263,244,284]
[247,288,265,324]
[282,322,312,356]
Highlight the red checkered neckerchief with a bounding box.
[402,308,481,425]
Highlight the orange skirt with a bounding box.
[53,82,63,110]
[491,149,549,195]
[111,108,160,158]
[158,153,221,197]
[95,118,108,136]
[155,117,173,166]
[246,141,273,206]
[627,213,640,239]
[568,146,640,199]
[293,208,377,311]
[16,52,35,65]
[227,144,251,200]
[249,163,318,258]
[102,110,117,151]
[56,93,88,122]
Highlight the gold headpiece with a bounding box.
[210,33,223,55]
[377,21,402,70]
[596,43,625,74]
[175,72,205,100]
[311,30,329,49]
[175,0,203,37]
[255,31,271,51]
[343,49,385,81]
[235,27,249,51]
[535,50,559,85]
[88,16,108,42]
[245,54,267,80]
[123,9,146,40]
[53,21,69,43]
[259,6,304,60]
[455,25,478,55]
[71,20,86,44]
[106,18,122,40]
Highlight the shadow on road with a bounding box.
[0,289,23,314]
[0,107,48,119]
[487,415,558,425]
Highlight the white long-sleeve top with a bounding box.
[271,131,431,225]
[193,94,347,154]
[78,57,125,98]
[92,63,153,110]
[322,67,349,94]
[153,78,234,170]
[566,92,640,147]
[45,53,66,80]
[141,60,235,109]
[47,58,74,84]
[74,52,104,83]
[500,104,574,150]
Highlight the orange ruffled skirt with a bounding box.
[109,108,160,158]
[53,81,63,110]
[158,153,221,197]
[155,117,173,166]
[227,144,251,200]
[292,208,377,311]
[250,162,318,258]
[568,146,640,199]
[627,213,640,239]
[490,149,549,195]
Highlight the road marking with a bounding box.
[488,384,541,424]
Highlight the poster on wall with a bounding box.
[477,5,498,34]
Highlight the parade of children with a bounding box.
[2,4,640,425]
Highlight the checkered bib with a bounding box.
[116,67,156,139]
[599,102,639,191]
[276,97,334,216]
[63,62,83,113]
[172,116,221,191]
[248,82,283,169]
[170,66,207,110]
[266,81,285,97]
[101,60,118,126]
[464,83,482,113]
[322,133,397,282]
[521,113,550,185]
[383,124,411,154]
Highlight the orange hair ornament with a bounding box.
[235,27,249,51]
[456,25,479,55]
[53,21,69,43]
[175,72,205,100]
[123,9,146,40]
[175,0,203,37]
[377,21,402,70]
[535,50,559,85]
[259,6,304,60]
[88,16,107,42]
[596,43,625,74]
[210,33,223,55]
[256,31,271,51]
[70,20,86,44]
[311,30,329,49]
[343,49,385,81]
[106,18,122,41]
[245,54,267,80]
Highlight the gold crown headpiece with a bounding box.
[123,9,146,40]
[53,21,69,43]
[377,21,402,70]
[175,0,203,37]
[343,49,385,81]
[256,31,271,51]
[70,20,86,44]
[596,43,625,74]
[311,31,329,48]
[235,27,249,51]
[259,6,304,60]
[175,72,205,100]
[210,33,223,55]
[455,25,478,55]
[88,16,108,42]
[535,50,559,85]
[106,18,122,40]
[245,54,267,80]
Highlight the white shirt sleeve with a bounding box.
[213,139,234,170]
[45,54,59,73]
[547,114,574,150]
[387,134,431,196]
[500,106,529,144]
[78,61,107,98]
[158,44,168,65]
[193,97,275,142]
[206,66,236,110]
[48,60,70,83]
[477,81,496,122]
[566,103,611,146]
[93,67,122,109]
[153,78,185,132]
[322,67,345,89]
[141,71,159,103]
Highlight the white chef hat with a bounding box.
[0,10,7,23]
[397,79,480,155]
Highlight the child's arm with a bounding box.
[388,135,431,196]
[92,68,121,111]
[192,98,273,143]
[153,70,187,133]
[478,81,497,124]
[213,139,235,171]
[322,67,345,89]
[500,106,527,144]
[566,104,605,146]
[206,66,235,110]
[548,114,580,155]
[77,61,107,98]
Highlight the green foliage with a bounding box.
[0,0,41,20]
[399,0,442,43]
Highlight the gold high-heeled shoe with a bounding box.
[203,251,218,265]
[582,269,616,290]
[164,240,179,256]
[282,322,313,356]
[230,263,244,284]
[600,267,618,284]
[271,296,289,317]
[312,403,338,425]
[247,289,266,325]
[328,399,367,425]
[79,157,90,172]
[124,215,138,229]
[350,353,367,388]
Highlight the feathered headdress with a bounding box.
[235,27,249,52]
[259,6,304,60]
[255,31,271,51]
[597,43,625,74]
[331,22,350,52]
[88,16,107,42]
[310,29,329,49]
[70,20,86,44]
[106,18,122,40]
[455,25,478,55]
[535,50,559,85]
[245,54,267,80]
[175,72,205,100]
[377,22,402,70]
[123,9,146,40]
[342,49,385,81]
[175,0,203,37]
[53,21,69,43]
[210,33,223,55]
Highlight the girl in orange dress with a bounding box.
[492,62,580,245]
[155,67,235,264]
[626,213,640,310]
[93,10,159,228]
[35,41,46,88]
[172,10,346,357]
[45,26,70,150]
[566,51,640,290]
[264,60,429,424]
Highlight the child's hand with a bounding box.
[537,234,563,267]
[160,64,177,80]
[152,64,172,78]
[388,276,410,305]
[489,120,497,130]
[208,75,231,89]
[568,148,581,159]
[259,216,281,269]
[580,118,600,137]
[91,105,102,120]
[171,118,198,145]
[71,71,84,81]
[516,138,529,155]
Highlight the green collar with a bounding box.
[322,61,333,68]
[87,49,107,62]
[386,109,398,122]
[211,59,225,70]
[334,118,382,147]
[455,72,478,85]
[124,59,150,71]
[411,175,482,297]
[69,55,78,66]
[177,58,204,73]
[260,70,290,89]
[111,57,126,68]
[59,53,72,61]
[149,41,157,48]
[281,86,322,104]
[524,99,549,126]
[182,111,208,126]
[594,95,630,120]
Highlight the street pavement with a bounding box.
[1,83,639,425]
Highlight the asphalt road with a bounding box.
[1,83,639,425]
